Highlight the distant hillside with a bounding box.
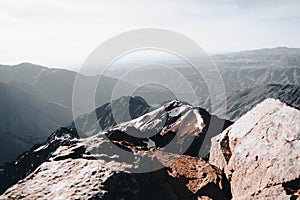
[213,47,300,69]
[0,63,133,164]
[198,84,300,121]
[0,83,72,164]
[0,63,133,113]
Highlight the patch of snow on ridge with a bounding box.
[113,105,166,130]
[146,139,156,149]
[193,110,204,129]
[142,118,162,131]
[167,105,189,117]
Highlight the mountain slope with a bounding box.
[73,96,151,137]
[198,84,300,121]
[0,63,133,113]
[0,63,133,164]
[0,83,72,164]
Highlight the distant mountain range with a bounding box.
[0,47,299,199]
[199,84,300,121]
[213,46,300,69]
[0,47,299,165]
[0,63,132,112]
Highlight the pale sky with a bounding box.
[0,0,300,70]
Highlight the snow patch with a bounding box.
[193,110,204,129]
[146,139,156,149]
[167,105,189,117]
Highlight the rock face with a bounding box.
[210,98,300,199]
[106,100,232,157]
[1,147,230,199]
[0,128,79,194]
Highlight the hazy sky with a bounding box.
[0,0,300,70]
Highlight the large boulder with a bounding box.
[209,98,300,199]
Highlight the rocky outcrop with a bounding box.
[106,100,232,157]
[1,133,231,199]
[0,100,231,199]
[0,128,79,194]
[209,98,300,199]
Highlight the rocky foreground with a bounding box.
[0,99,299,199]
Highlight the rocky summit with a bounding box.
[210,98,300,199]
[0,98,299,200]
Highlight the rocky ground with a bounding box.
[0,98,299,199]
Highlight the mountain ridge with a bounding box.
[0,99,232,196]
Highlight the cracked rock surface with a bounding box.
[210,98,300,199]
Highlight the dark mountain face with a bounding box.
[73,96,151,137]
[0,83,72,164]
[198,84,300,121]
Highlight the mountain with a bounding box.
[0,83,72,164]
[116,48,300,105]
[198,84,300,121]
[180,65,300,100]
[0,100,232,198]
[213,47,300,69]
[1,99,299,199]
[210,99,300,199]
[0,63,133,113]
[0,63,133,164]
[73,96,151,137]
